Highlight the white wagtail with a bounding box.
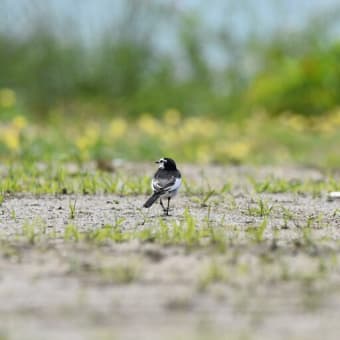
[143,157,181,215]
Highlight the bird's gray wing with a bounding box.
[152,176,176,192]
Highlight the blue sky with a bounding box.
[1,0,339,38]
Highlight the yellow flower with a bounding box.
[163,109,181,126]
[328,108,340,126]
[137,114,159,136]
[0,88,16,108]
[317,119,334,135]
[219,141,251,161]
[285,114,306,132]
[109,118,127,139]
[180,117,218,139]
[12,115,28,130]
[75,136,89,151]
[84,124,100,143]
[196,145,211,163]
[74,123,100,154]
[2,127,20,151]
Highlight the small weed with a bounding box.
[246,218,268,242]
[183,209,198,245]
[220,182,232,194]
[281,206,294,220]
[64,224,81,242]
[296,214,325,229]
[22,222,37,245]
[281,206,295,229]
[200,189,216,207]
[227,195,237,210]
[247,199,273,217]
[10,209,16,220]
[69,200,77,219]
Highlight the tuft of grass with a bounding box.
[22,222,36,245]
[64,224,81,242]
[280,206,295,229]
[10,209,16,221]
[68,200,77,219]
[200,189,216,207]
[246,218,268,243]
[21,219,47,245]
[247,199,273,217]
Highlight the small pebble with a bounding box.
[327,192,340,201]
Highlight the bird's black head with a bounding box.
[155,157,177,170]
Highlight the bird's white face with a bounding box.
[156,158,166,169]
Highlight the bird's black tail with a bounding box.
[143,192,161,208]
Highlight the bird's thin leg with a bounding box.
[160,198,166,212]
[166,198,171,215]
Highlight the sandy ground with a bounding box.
[0,164,339,340]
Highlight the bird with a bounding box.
[143,157,181,215]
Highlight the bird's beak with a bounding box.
[155,160,160,164]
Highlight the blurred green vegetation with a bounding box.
[0,2,340,168]
[0,1,339,119]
